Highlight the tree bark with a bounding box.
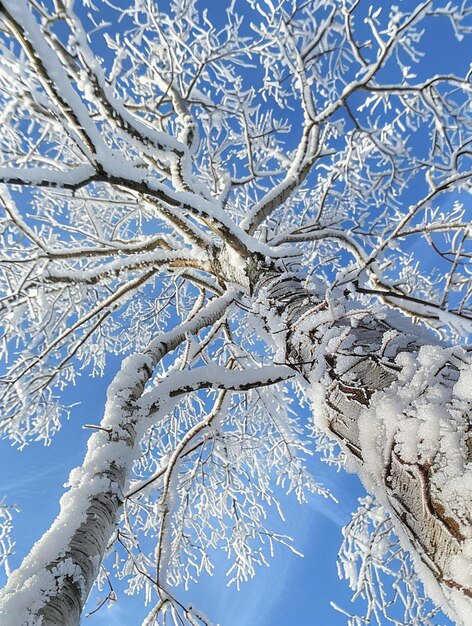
[252,264,472,624]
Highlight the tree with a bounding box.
[0,0,471,624]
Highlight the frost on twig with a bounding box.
[113,383,331,604]
[0,499,18,579]
[334,496,443,626]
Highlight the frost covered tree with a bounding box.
[0,0,471,624]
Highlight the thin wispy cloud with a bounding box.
[0,461,69,494]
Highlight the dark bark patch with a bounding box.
[337,381,372,406]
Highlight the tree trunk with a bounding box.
[0,407,137,625]
[252,264,472,624]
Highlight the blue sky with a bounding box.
[1,1,470,625]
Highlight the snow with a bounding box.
[140,364,294,417]
[455,367,472,402]
[450,542,472,589]
[0,0,471,622]
[0,164,95,186]
[47,249,207,283]
[350,343,472,623]
[2,0,108,158]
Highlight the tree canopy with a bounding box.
[0,1,471,625]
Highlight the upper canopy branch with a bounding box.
[0,0,108,159]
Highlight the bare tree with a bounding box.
[0,0,471,624]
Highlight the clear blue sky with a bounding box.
[1,1,469,624]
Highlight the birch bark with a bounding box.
[252,264,472,624]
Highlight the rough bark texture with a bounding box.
[252,264,472,623]
[37,470,126,626]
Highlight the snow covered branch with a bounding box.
[0,1,471,624]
